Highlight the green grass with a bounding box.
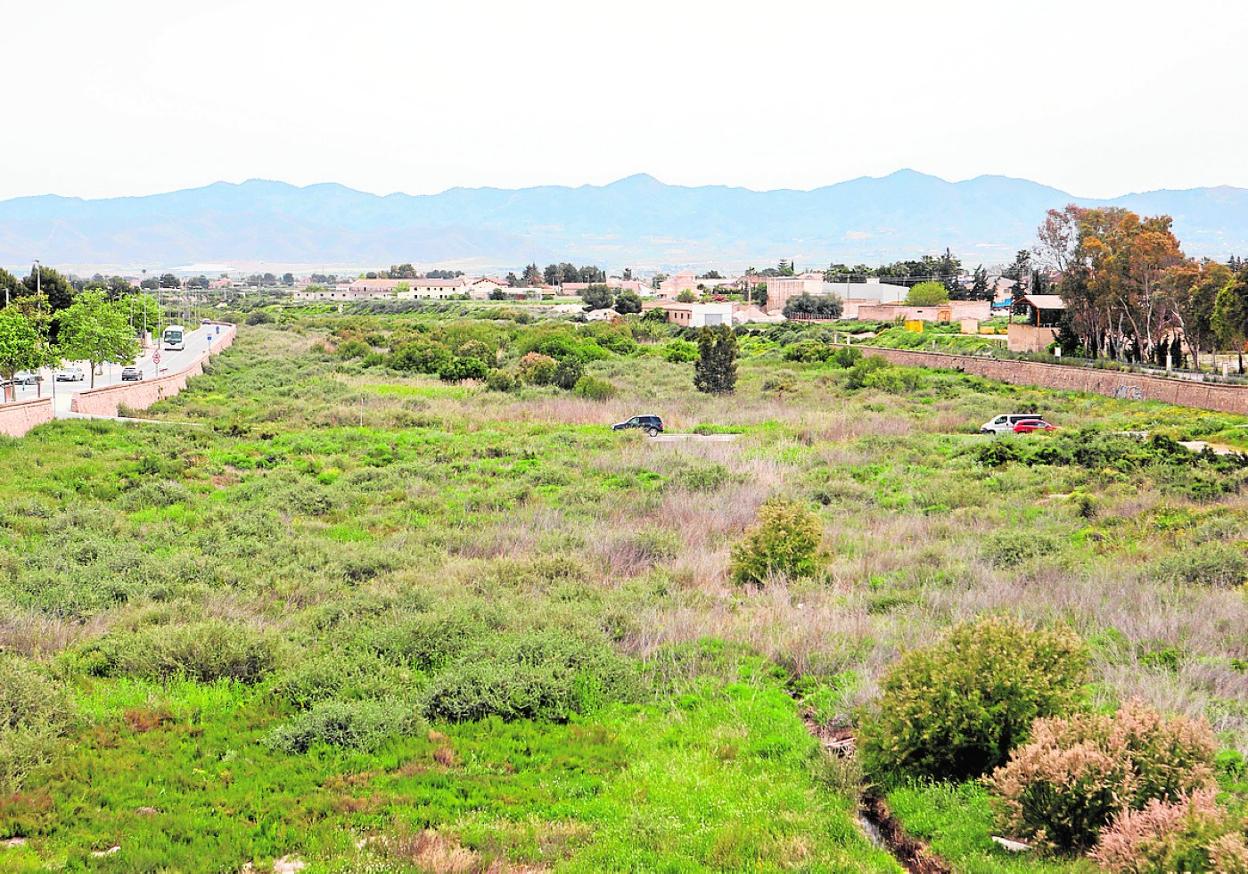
[885,782,1094,874]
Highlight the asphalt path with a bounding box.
[4,324,222,415]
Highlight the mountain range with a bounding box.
[3,170,1246,273]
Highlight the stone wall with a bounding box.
[0,397,55,438]
[854,344,1248,415]
[71,324,237,418]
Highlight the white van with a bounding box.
[980,414,1044,434]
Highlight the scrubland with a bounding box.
[1,304,1246,872]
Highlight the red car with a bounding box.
[1013,419,1056,433]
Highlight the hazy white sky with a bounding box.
[5,0,1247,201]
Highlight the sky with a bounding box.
[5,0,1248,201]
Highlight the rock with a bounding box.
[991,835,1031,852]
[273,856,306,873]
[91,845,121,857]
[2,837,28,848]
[135,806,160,816]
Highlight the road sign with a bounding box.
[153,351,161,365]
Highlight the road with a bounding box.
[4,324,222,415]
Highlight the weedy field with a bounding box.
[1,304,1246,872]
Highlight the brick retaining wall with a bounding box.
[0,397,55,438]
[71,324,237,418]
[854,345,1248,415]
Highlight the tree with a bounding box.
[388,263,417,279]
[905,281,950,306]
[1167,259,1230,369]
[693,325,738,394]
[581,284,614,311]
[521,264,542,286]
[23,266,75,313]
[0,268,25,306]
[614,290,642,315]
[281,273,295,286]
[1212,278,1248,373]
[621,267,633,281]
[56,291,140,388]
[0,308,42,402]
[158,273,181,289]
[676,289,696,303]
[970,265,990,300]
[140,277,160,291]
[488,288,506,301]
[543,264,561,286]
[783,293,842,319]
[1045,206,1186,362]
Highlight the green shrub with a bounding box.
[975,439,1026,467]
[828,346,863,368]
[553,358,584,390]
[336,338,370,359]
[861,365,924,393]
[270,650,424,709]
[517,351,558,385]
[1148,542,1248,587]
[572,375,616,400]
[983,530,1062,567]
[844,357,891,389]
[989,700,1217,853]
[423,629,635,722]
[859,616,1088,782]
[663,339,699,363]
[389,339,452,374]
[729,499,823,586]
[783,339,832,363]
[437,356,488,382]
[78,621,278,683]
[266,698,422,753]
[905,281,950,306]
[0,656,75,791]
[485,369,518,392]
[245,310,274,325]
[366,609,489,670]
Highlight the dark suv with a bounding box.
[612,414,664,437]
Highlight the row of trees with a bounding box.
[0,290,146,397]
[501,263,608,287]
[1035,205,1248,369]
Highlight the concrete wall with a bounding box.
[0,397,55,438]
[71,324,237,418]
[1008,323,1059,353]
[853,344,1248,415]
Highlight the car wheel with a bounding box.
[646,427,658,437]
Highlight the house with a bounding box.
[469,277,509,299]
[764,277,904,315]
[1007,294,1065,352]
[293,284,357,301]
[656,272,698,299]
[347,278,468,299]
[642,300,734,327]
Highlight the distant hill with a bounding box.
[3,170,1246,272]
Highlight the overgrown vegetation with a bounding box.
[2,307,1248,871]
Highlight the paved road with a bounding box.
[5,324,222,415]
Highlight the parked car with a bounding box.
[612,414,664,437]
[121,366,143,382]
[55,367,85,382]
[1013,419,1056,433]
[12,371,40,386]
[980,414,1048,434]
